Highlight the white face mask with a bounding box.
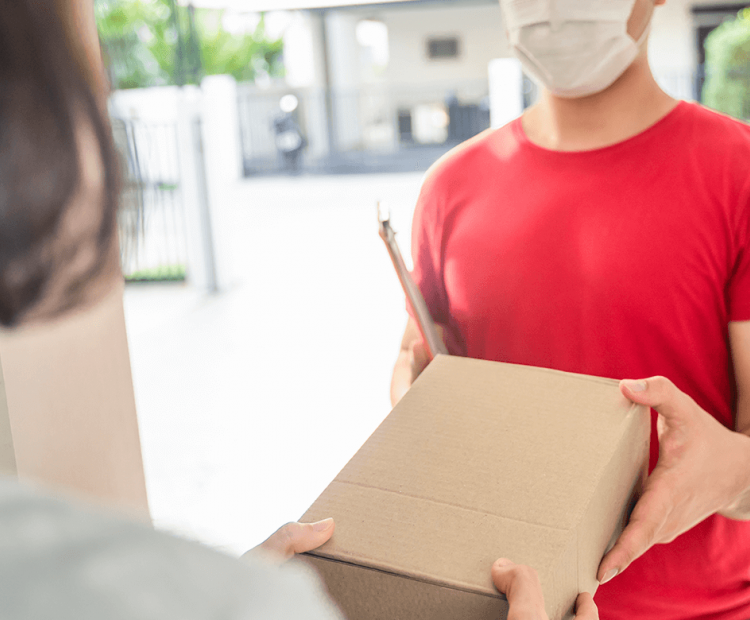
[500,0,649,98]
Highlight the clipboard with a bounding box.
[378,203,448,361]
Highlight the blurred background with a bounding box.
[97,0,750,554]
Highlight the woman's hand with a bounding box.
[492,559,598,619]
[242,518,335,564]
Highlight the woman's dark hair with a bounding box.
[0,0,119,326]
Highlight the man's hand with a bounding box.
[242,519,335,564]
[408,328,440,382]
[492,559,598,619]
[597,376,750,584]
[390,317,446,406]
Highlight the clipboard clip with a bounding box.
[377,202,448,361]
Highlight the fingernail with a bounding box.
[312,518,333,532]
[494,558,513,568]
[600,568,618,584]
[623,380,647,393]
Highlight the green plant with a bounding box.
[702,8,750,120]
[125,264,187,282]
[96,0,284,90]
[198,12,284,82]
[96,0,174,88]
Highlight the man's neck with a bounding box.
[521,54,678,152]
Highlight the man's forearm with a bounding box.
[390,351,413,407]
[718,430,750,520]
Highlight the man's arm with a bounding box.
[720,320,750,517]
[390,317,446,406]
[390,318,422,406]
[730,321,750,435]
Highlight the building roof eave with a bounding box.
[183,0,496,12]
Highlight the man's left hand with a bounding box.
[597,377,750,584]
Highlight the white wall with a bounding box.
[318,3,508,149]
[283,11,326,89]
[381,3,509,86]
[109,86,181,122]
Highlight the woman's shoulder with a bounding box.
[0,480,343,620]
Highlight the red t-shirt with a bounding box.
[410,101,750,620]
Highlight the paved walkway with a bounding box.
[124,172,424,554]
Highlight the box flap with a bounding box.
[334,356,640,530]
[304,480,573,597]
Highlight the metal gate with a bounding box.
[112,118,189,282]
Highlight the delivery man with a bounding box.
[0,0,593,618]
[391,1,750,618]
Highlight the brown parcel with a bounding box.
[300,355,649,620]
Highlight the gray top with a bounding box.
[0,481,344,620]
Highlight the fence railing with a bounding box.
[111,118,189,282]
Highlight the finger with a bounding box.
[435,324,446,342]
[491,559,548,620]
[410,339,431,380]
[574,593,599,620]
[258,519,335,560]
[619,376,692,423]
[596,493,663,582]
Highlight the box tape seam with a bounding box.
[303,552,508,601]
[333,478,570,532]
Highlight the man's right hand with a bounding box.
[390,317,446,406]
[492,559,598,620]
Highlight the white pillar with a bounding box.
[327,11,362,151]
[286,10,330,160]
[176,85,219,292]
[200,75,242,292]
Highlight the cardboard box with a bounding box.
[300,355,649,620]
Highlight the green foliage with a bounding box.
[96,0,173,88]
[96,0,284,90]
[125,264,187,282]
[199,13,284,82]
[702,8,750,120]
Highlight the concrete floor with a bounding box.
[123,172,424,555]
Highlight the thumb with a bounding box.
[574,593,599,620]
[491,559,548,620]
[410,339,431,379]
[619,376,690,424]
[597,481,667,582]
[256,519,335,561]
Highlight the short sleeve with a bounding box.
[409,170,450,325]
